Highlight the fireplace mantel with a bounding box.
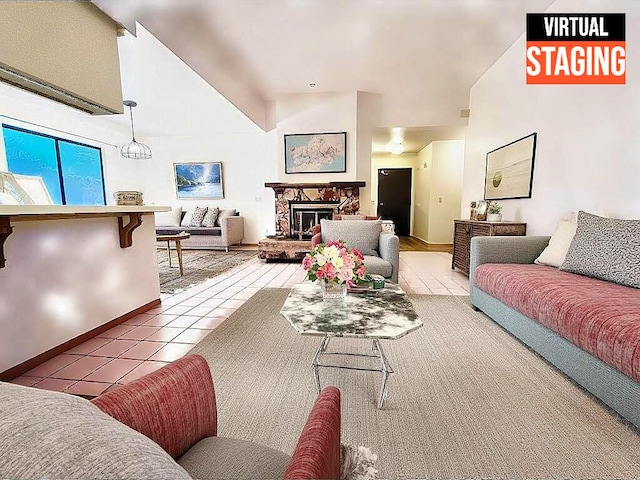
[265,181,365,189]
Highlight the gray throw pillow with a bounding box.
[216,209,237,227]
[560,211,640,288]
[320,219,382,256]
[189,206,208,227]
[0,382,190,479]
[202,206,220,227]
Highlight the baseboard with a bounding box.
[0,298,161,381]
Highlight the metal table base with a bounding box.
[311,336,394,409]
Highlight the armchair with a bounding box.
[92,354,341,479]
[313,219,400,283]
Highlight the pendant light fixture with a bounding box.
[120,100,152,159]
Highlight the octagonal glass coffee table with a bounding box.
[280,282,422,409]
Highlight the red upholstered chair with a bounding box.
[92,354,341,480]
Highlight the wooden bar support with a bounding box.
[118,213,143,248]
[0,217,13,268]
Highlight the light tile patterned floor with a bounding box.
[10,251,468,397]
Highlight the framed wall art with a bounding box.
[174,162,224,199]
[484,133,537,200]
[284,132,346,174]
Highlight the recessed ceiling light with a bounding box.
[309,83,316,88]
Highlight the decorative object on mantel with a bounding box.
[174,162,224,199]
[113,191,143,206]
[484,132,537,200]
[486,201,503,222]
[302,240,367,301]
[284,132,347,173]
[120,100,152,159]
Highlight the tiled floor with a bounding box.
[10,251,469,397]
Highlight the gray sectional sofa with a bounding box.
[155,207,244,252]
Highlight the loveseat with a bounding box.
[0,354,341,479]
[312,218,400,283]
[155,206,244,251]
[469,212,640,428]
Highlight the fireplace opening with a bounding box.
[289,201,339,239]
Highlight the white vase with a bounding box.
[486,213,502,222]
[321,281,347,301]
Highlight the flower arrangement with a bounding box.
[302,240,367,285]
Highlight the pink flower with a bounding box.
[324,262,336,280]
[356,266,366,278]
[338,267,353,282]
[326,240,342,248]
[302,255,313,271]
[316,267,326,279]
[351,248,365,260]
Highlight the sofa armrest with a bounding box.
[378,233,400,283]
[469,236,551,289]
[312,232,322,247]
[220,215,244,245]
[284,386,341,480]
[91,354,217,459]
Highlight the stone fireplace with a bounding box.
[265,182,366,237]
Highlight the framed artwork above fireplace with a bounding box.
[284,132,346,174]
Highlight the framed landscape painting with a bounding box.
[484,133,537,200]
[174,162,224,199]
[284,132,347,173]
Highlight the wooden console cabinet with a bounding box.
[452,220,527,275]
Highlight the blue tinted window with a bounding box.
[2,125,105,205]
[58,141,105,205]
[3,127,63,204]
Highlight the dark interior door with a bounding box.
[377,168,412,236]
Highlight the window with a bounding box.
[2,125,106,205]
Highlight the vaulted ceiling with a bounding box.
[93,0,554,148]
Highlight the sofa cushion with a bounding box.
[155,207,183,227]
[561,211,640,288]
[189,206,208,227]
[534,220,577,268]
[362,255,393,279]
[202,206,220,227]
[216,208,237,226]
[156,227,188,235]
[320,219,382,256]
[474,263,640,382]
[0,382,191,479]
[185,227,222,236]
[178,437,290,480]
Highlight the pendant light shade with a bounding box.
[121,100,152,159]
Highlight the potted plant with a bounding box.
[486,201,503,222]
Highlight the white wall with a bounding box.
[274,92,357,183]
[371,153,417,235]
[414,145,432,242]
[116,26,275,243]
[428,141,464,243]
[462,0,640,235]
[0,215,160,372]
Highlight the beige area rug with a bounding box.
[157,249,257,294]
[189,289,640,479]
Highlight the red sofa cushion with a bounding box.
[475,264,640,382]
